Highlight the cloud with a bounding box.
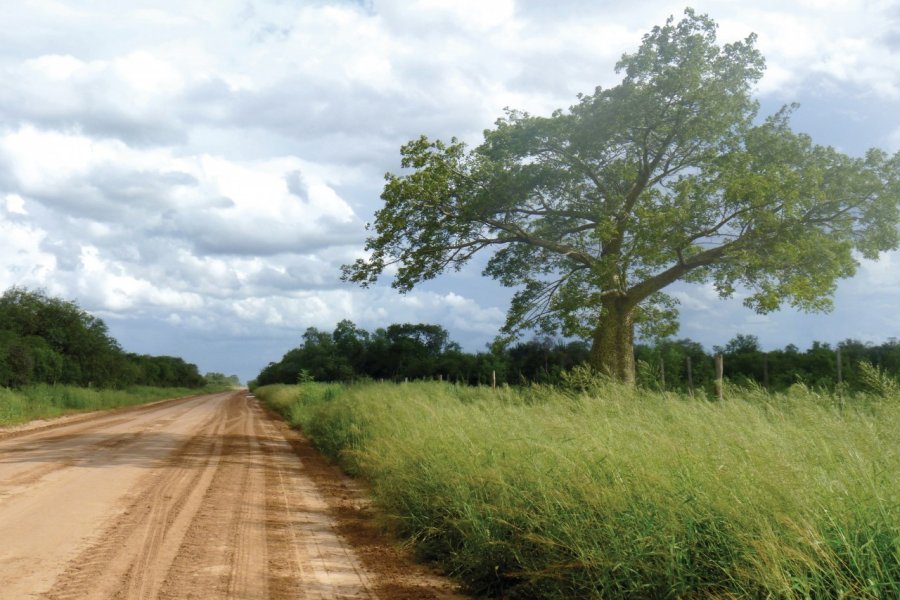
[733,2,899,99]
[0,216,56,290]
[0,0,896,381]
[669,284,720,312]
[0,126,361,255]
[4,193,26,215]
[889,126,900,152]
[0,53,193,145]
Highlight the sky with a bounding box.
[1,0,898,382]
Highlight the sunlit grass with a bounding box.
[257,380,899,598]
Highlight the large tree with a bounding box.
[342,10,900,383]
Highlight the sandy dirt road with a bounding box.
[0,392,462,599]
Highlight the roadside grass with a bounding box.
[0,383,230,427]
[255,380,899,599]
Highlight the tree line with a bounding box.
[203,372,241,388]
[0,287,205,389]
[252,319,900,392]
[634,334,900,392]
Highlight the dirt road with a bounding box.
[0,392,462,599]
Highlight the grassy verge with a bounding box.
[256,380,899,599]
[0,383,232,427]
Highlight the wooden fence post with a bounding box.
[836,348,845,410]
[492,370,497,390]
[686,355,693,397]
[836,348,843,384]
[715,354,724,401]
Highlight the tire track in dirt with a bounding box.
[257,410,375,599]
[44,409,226,599]
[0,396,214,504]
[155,394,270,599]
[0,391,465,599]
[0,391,206,443]
[226,400,268,599]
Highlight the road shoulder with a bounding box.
[261,403,468,600]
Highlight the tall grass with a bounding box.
[257,380,899,599]
[0,383,224,427]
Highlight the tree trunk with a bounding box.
[589,297,636,384]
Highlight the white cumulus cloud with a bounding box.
[0,0,896,379]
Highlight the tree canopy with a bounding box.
[0,287,204,389]
[342,9,900,382]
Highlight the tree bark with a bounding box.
[589,297,636,384]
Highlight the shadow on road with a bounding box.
[0,431,272,470]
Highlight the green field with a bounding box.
[256,379,899,599]
[0,383,229,427]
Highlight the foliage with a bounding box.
[0,287,204,389]
[558,363,609,395]
[342,9,900,381]
[204,372,241,387]
[257,381,899,599]
[254,320,591,387]
[255,318,900,395]
[857,361,899,396]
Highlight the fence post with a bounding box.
[836,348,843,384]
[492,370,497,390]
[715,354,724,401]
[686,355,693,397]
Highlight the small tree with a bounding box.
[343,10,899,383]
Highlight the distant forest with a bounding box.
[0,287,205,389]
[254,319,900,392]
